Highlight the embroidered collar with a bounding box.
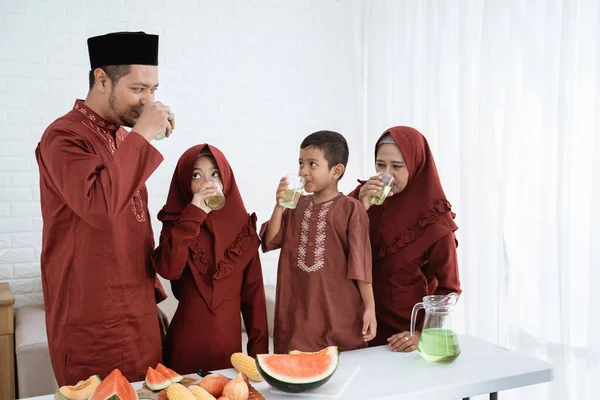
[73,100,119,132]
[309,192,343,206]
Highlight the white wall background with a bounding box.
[0,0,365,307]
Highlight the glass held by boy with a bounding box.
[260,130,377,354]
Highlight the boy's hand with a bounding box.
[191,181,220,214]
[362,308,377,341]
[275,176,289,207]
[387,331,420,352]
[358,175,394,210]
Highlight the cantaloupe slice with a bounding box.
[55,375,101,400]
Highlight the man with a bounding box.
[35,32,174,385]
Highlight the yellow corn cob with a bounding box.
[188,385,217,400]
[166,383,196,400]
[230,352,262,382]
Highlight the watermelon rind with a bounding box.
[255,347,339,393]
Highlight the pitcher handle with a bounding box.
[410,301,424,336]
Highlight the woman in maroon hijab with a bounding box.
[350,126,461,352]
[152,144,269,373]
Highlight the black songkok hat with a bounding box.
[87,31,159,70]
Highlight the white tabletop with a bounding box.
[24,335,552,400]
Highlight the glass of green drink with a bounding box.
[279,174,305,209]
[204,178,225,210]
[368,171,394,205]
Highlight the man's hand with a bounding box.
[133,102,174,142]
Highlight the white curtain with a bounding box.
[359,0,599,398]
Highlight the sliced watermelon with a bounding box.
[155,363,183,383]
[145,367,171,391]
[256,346,339,393]
[88,369,137,400]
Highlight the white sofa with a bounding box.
[14,304,57,398]
[14,283,276,398]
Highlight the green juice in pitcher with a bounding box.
[417,328,461,363]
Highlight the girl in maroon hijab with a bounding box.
[152,144,269,373]
[350,126,461,352]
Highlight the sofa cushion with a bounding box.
[15,305,58,398]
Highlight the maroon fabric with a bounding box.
[36,100,164,385]
[349,126,461,345]
[152,144,268,373]
[260,194,372,353]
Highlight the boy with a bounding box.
[261,130,376,353]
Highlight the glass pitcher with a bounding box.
[410,293,461,363]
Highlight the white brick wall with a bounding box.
[0,0,366,307]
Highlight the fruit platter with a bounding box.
[53,347,341,400]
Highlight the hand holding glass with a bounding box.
[368,172,395,205]
[279,175,305,209]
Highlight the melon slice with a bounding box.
[288,346,339,356]
[156,363,183,383]
[88,369,137,400]
[145,367,171,391]
[256,346,339,393]
[56,375,101,400]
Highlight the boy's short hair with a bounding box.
[300,130,349,179]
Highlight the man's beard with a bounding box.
[108,89,137,128]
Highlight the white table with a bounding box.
[24,335,552,400]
